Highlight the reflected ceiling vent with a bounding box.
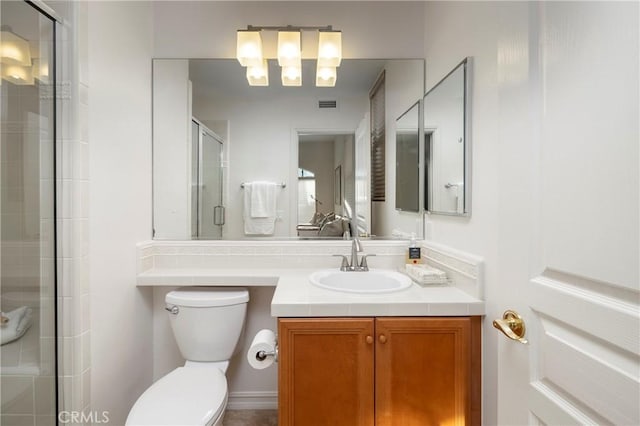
[318,100,337,109]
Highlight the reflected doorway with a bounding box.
[297,132,355,237]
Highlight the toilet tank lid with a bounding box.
[166,287,249,307]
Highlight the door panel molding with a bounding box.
[529,269,640,354]
[528,270,640,424]
[529,381,610,426]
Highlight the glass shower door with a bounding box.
[197,127,224,239]
[1,1,57,424]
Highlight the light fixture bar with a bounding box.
[246,25,334,32]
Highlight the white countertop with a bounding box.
[137,268,484,317]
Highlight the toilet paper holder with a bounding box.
[255,346,278,362]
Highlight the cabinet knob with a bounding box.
[379,334,387,344]
[366,335,373,344]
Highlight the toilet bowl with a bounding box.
[126,287,249,426]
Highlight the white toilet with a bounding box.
[126,287,249,426]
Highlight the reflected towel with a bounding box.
[250,181,277,218]
[243,182,278,235]
[1,306,33,346]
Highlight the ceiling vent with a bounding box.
[318,100,337,109]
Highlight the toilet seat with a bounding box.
[126,366,227,426]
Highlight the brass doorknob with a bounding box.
[493,310,528,344]
[379,334,387,344]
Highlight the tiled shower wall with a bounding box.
[53,0,91,420]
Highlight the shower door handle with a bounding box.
[213,206,225,226]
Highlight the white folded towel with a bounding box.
[1,306,33,346]
[243,181,278,235]
[405,264,448,286]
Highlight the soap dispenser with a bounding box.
[406,233,422,265]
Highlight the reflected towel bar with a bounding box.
[241,182,286,188]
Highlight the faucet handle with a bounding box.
[332,254,350,271]
[359,254,376,271]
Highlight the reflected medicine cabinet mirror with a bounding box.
[424,57,471,216]
[395,101,420,212]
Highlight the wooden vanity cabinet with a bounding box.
[278,317,481,426]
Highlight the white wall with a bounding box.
[88,2,154,424]
[299,140,335,216]
[152,60,191,240]
[423,1,639,424]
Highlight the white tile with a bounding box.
[82,369,91,410]
[79,104,88,143]
[34,377,55,416]
[81,331,91,371]
[0,376,34,415]
[427,303,469,316]
[81,294,90,333]
[60,259,74,297]
[72,180,89,219]
[0,414,35,426]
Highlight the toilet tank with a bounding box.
[165,287,249,362]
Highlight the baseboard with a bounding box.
[227,391,278,410]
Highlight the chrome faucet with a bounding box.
[333,200,375,271]
[333,233,375,272]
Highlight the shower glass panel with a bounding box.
[1,1,57,424]
[192,120,224,239]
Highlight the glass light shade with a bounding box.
[317,31,342,67]
[2,64,34,85]
[281,65,301,86]
[246,59,269,86]
[277,31,301,68]
[0,31,32,66]
[236,31,263,67]
[316,65,336,87]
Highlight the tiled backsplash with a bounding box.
[137,240,409,272]
[137,240,484,298]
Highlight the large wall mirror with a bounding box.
[424,58,471,216]
[152,58,424,240]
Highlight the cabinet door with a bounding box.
[278,318,375,426]
[375,317,481,426]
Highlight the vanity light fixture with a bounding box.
[1,63,34,85]
[0,27,32,67]
[236,30,263,67]
[317,30,342,68]
[236,25,342,87]
[315,66,336,87]
[246,59,269,86]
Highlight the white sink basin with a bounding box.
[309,269,412,294]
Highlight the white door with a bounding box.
[355,114,371,236]
[494,2,639,425]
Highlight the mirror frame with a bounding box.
[423,57,472,217]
